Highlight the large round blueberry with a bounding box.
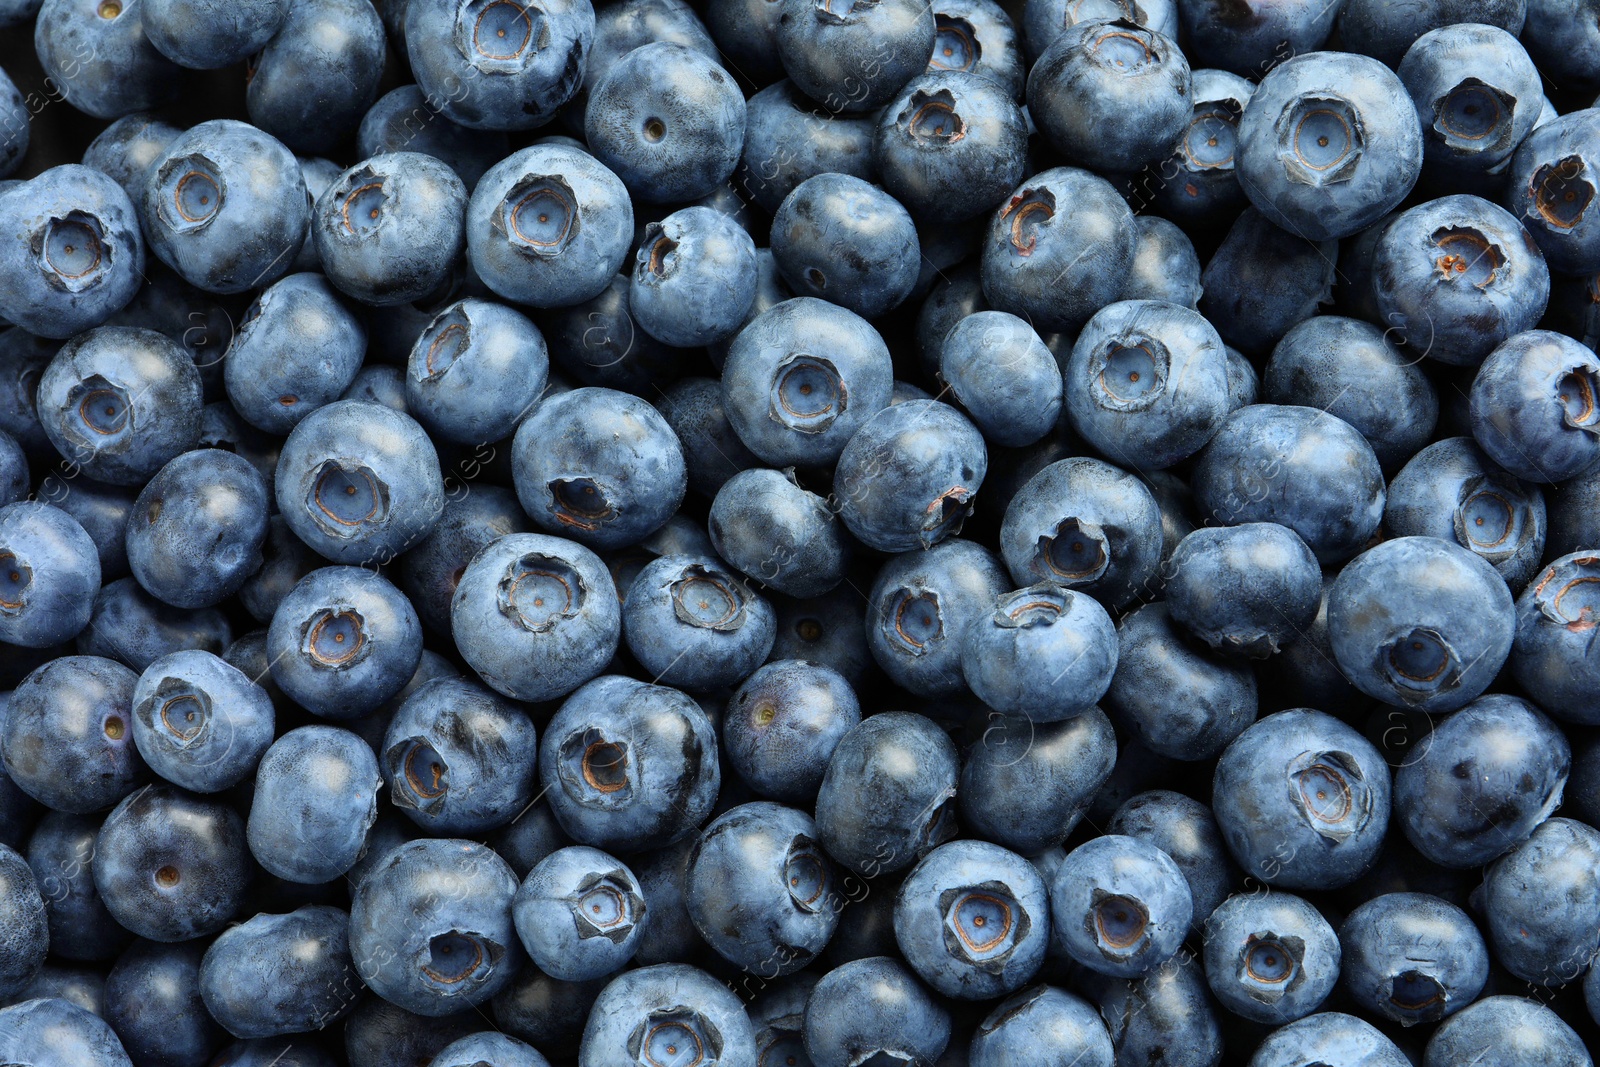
[970,984,1114,1067]
[1422,996,1590,1067]
[198,905,359,1039]
[0,501,100,649]
[1339,892,1488,1027]
[1506,108,1600,274]
[866,538,1009,698]
[775,0,934,112]
[1470,329,1600,484]
[771,172,921,320]
[940,310,1062,449]
[246,725,381,884]
[801,957,949,1067]
[2,655,145,814]
[961,583,1117,721]
[513,845,645,982]
[835,399,988,553]
[127,449,269,610]
[723,660,860,806]
[1203,890,1339,1024]
[33,0,181,120]
[1250,1012,1409,1067]
[130,649,274,794]
[1165,522,1321,658]
[961,708,1116,856]
[622,554,775,691]
[0,997,134,1067]
[878,70,1028,222]
[0,843,46,999]
[578,963,759,1067]
[223,273,366,435]
[1050,834,1191,978]
[1482,818,1600,986]
[245,0,386,155]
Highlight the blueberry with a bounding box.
[3,655,145,814]
[737,80,877,216]
[939,310,1062,449]
[223,274,366,435]
[542,273,685,394]
[238,516,320,626]
[357,86,509,194]
[94,784,251,941]
[349,838,524,1016]
[1154,68,1253,225]
[342,999,476,1067]
[198,905,358,1039]
[432,1032,551,1067]
[0,843,46,999]
[451,532,619,702]
[1523,0,1600,95]
[141,0,287,68]
[1167,522,1321,658]
[104,939,225,1067]
[687,801,841,976]
[998,456,1165,609]
[835,399,987,552]
[866,538,1008,698]
[801,956,950,1067]
[245,725,380,884]
[80,114,180,205]
[404,0,594,131]
[969,984,1112,1066]
[771,173,921,320]
[961,583,1116,720]
[628,839,701,966]
[513,845,645,982]
[814,711,959,877]
[0,502,100,649]
[585,43,744,204]
[538,674,720,851]
[1483,814,1600,986]
[1176,0,1340,77]
[775,0,935,113]
[1249,1012,1409,1067]
[1470,329,1600,484]
[246,0,386,155]
[33,0,182,120]
[981,167,1135,333]
[961,707,1115,855]
[1510,551,1600,723]
[143,120,309,295]
[0,167,146,338]
[405,298,549,445]
[0,329,58,457]
[0,997,133,1067]
[0,65,26,181]
[1338,892,1488,1027]
[1504,108,1600,275]
[1108,790,1238,933]
[1422,995,1591,1067]
[1198,207,1337,356]
[1089,952,1222,1067]
[622,554,775,691]
[928,0,1027,97]
[630,206,758,347]
[580,0,717,109]
[126,449,268,610]
[578,963,758,1067]
[1203,890,1338,1024]
[878,70,1028,223]
[1119,216,1204,308]
[130,649,274,794]
[1338,0,1527,68]
[654,376,760,498]
[1193,405,1386,565]
[745,977,816,1067]
[769,585,873,685]
[1212,709,1392,889]
[77,577,234,671]
[1399,24,1542,184]
[210,1040,337,1067]
[1050,834,1191,978]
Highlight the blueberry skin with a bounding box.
[1193,405,1386,565]
[579,963,758,1067]
[579,0,716,102]
[276,401,446,566]
[0,502,100,649]
[3,656,144,814]
[802,956,949,1067]
[815,712,959,877]
[1250,1013,1409,1067]
[737,82,877,218]
[1422,995,1591,1067]
[404,0,593,132]
[510,386,685,551]
[33,0,181,120]
[1175,0,1338,78]
[585,43,744,204]
[1512,552,1600,723]
[722,297,894,469]
[0,329,58,458]
[267,566,423,720]
[1526,0,1600,93]
[0,65,26,181]
[405,298,548,446]
[961,707,1115,856]
[1089,951,1222,1067]
[867,538,1009,698]
[1166,523,1321,659]
[769,585,872,686]
[490,971,607,1059]
[1109,790,1237,933]
[130,649,274,794]
[467,145,632,309]
[982,167,1136,333]
[357,87,508,195]
[1119,216,1204,308]
[342,999,477,1067]
[928,0,1026,97]
[224,274,366,436]
[770,173,920,320]
[105,939,225,1067]
[512,845,645,982]
[836,400,987,553]
[961,584,1117,721]
[775,0,934,113]
[1338,0,1527,67]
[968,984,1112,1067]
[1338,893,1487,1027]
[142,0,287,68]
[238,517,320,626]
[622,554,775,692]
[687,802,842,976]
[894,839,1048,1000]
[1470,330,1600,483]
[939,311,1061,449]
[1029,19,1190,173]
[876,70,1027,223]
[0,845,45,999]
[395,486,529,635]
[450,532,619,703]
[723,660,860,806]
[1485,817,1600,987]
[126,449,269,610]
[93,784,250,942]
[246,726,380,884]
[350,838,524,1017]
[655,376,759,498]
[1237,51,1423,242]
[342,364,408,413]
[1263,317,1438,477]
[538,674,720,851]
[143,120,309,295]
[1546,462,1600,562]
[1050,835,1192,978]
[1200,208,1337,357]
[29,475,129,589]
[246,0,385,155]
[998,456,1165,609]
[382,677,538,835]
[81,114,180,206]
[1212,709,1392,889]
[77,578,233,671]
[0,167,145,339]
[1203,891,1338,1024]
[1399,24,1542,180]
[1504,108,1600,275]
[1154,68,1253,225]
[0,998,132,1067]
[198,905,358,1040]
[630,206,757,347]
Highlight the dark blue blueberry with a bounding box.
[239,516,320,626]
[1399,24,1542,184]
[210,1038,337,1067]
[198,905,359,1039]
[0,167,146,339]
[1422,996,1590,1067]
[1176,0,1338,77]
[1050,834,1191,978]
[3,655,144,814]
[130,649,274,794]
[0,502,100,650]
[1339,892,1488,1026]
[769,585,872,685]
[406,298,548,445]
[630,206,757,347]
[342,997,477,1067]
[654,376,760,498]
[1154,68,1253,225]
[814,711,958,877]
[246,726,380,884]
[538,674,720,851]
[998,456,1164,609]
[1523,0,1600,94]
[929,0,1026,96]
[405,0,593,131]
[33,0,181,119]
[32,477,131,587]
[246,0,386,155]
[126,449,268,610]
[143,121,309,295]
[511,386,685,550]
[223,274,366,435]
[0,997,132,1067]
[1503,108,1600,275]
[835,399,987,553]
[705,0,784,83]
[1328,536,1513,711]
[939,310,1061,448]
[866,538,1008,698]
[1197,208,1336,356]
[723,660,860,805]
[396,486,529,634]
[1251,1012,1408,1067]
[105,939,225,1067]
[1109,790,1238,933]
[801,956,949,1067]
[961,707,1115,855]
[1202,890,1338,1023]
[77,577,233,671]
[80,114,180,205]
[1512,551,1600,724]
[341,364,408,413]
[961,583,1116,720]
[628,839,701,966]
[1089,952,1221,1067]
[970,984,1112,1066]
[622,554,775,691]
[291,158,343,274]
[357,86,509,194]
[1166,522,1321,658]
[736,80,877,215]
[771,173,920,320]
[1212,708,1392,889]
[266,567,422,720]
[1544,462,1600,562]
[0,696,42,852]
[1119,216,1203,307]
[1338,0,1527,68]
[745,977,816,1067]
[487,802,571,881]
[542,272,684,394]
[877,70,1027,222]
[0,65,25,181]
[1192,405,1385,565]
[0,843,46,999]
[0,329,58,458]
[578,964,758,1067]
[1470,329,1600,484]
[432,1033,551,1067]
[142,0,286,68]
[894,839,1047,999]
[512,845,644,982]
[349,838,524,1016]
[775,0,934,112]
[578,0,716,114]
[93,784,250,941]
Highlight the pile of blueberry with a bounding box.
[6,0,1600,1063]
